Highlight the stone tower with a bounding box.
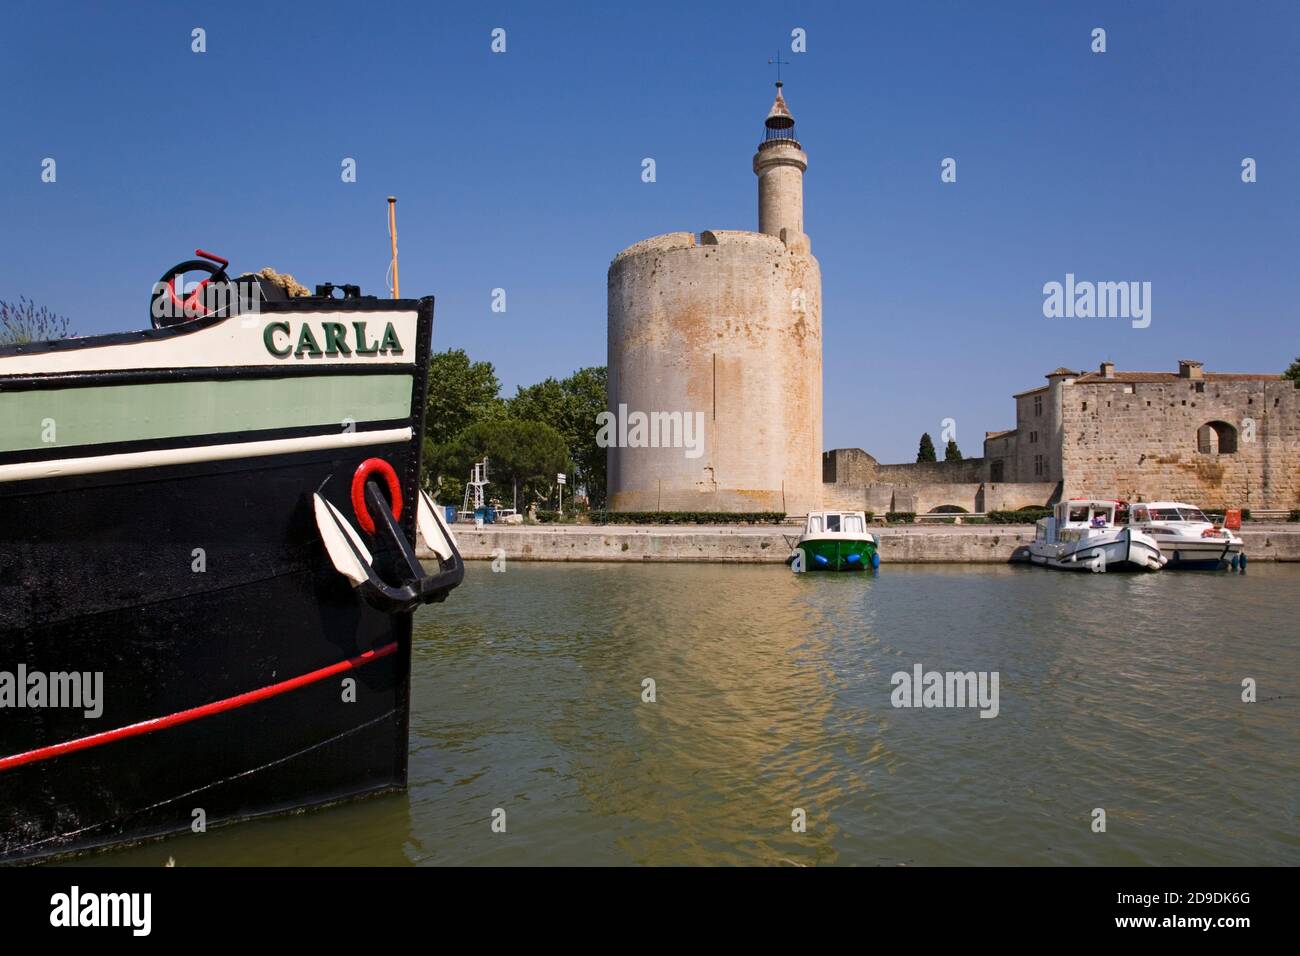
[753,83,808,245]
[606,84,824,515]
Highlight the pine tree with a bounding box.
[944,439,962,461]
[917,432,937,463]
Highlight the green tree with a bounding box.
[423,436,465,502]
[917,432,937,463]
[425,349,505,448]
[1284,357,1300,386]
[557,366,608,507]
[421,349,608,507]
[442,419,571,512]
[944,438,962,461]
[423,349,506,499]
[508,377,566,431]
[507,366,608,507]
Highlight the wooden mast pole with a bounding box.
[387,196,400,299]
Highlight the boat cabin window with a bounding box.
[1149,508,1182,521]
[808,515,823,533]
[1068,506,1090,523]
[842,514,864,533]
[1178,507,1209,522]
[826,514,842,532]
[1130,506,1149,523]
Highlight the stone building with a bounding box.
[987,360,1298,510]
[606,83,823,514]
[823,360,1298,516]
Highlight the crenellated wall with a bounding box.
[820,445,1062,515]
[822,448,986,486]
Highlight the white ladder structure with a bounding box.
[460,458,489,521]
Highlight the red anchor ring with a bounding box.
[350,458,403,535]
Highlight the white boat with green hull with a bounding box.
[789,511,880,572]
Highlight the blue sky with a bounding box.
[2,1,1296,463]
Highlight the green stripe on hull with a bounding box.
[0,374,414,452]
[801,538,877,571]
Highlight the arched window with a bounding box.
[1197,421,1238,454]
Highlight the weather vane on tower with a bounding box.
[768,50,791,88]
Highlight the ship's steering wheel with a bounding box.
[151,249,231,329]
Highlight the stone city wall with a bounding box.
[1060,378,1300,509]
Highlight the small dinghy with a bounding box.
[1027,499,1165,572]
[789,511,880,572]
[1126,502,1245,570]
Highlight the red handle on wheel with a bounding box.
[195,248,229,268]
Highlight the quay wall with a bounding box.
[422,525,1300,564]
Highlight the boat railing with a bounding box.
[1206,509,1290,522]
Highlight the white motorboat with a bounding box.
[1027,499,1165,572]
[1126,501,1245,570]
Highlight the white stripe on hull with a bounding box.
[0,311,420,375]
[0,427,412,483]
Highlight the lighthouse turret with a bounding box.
[752,82,808,247]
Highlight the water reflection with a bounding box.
[67,562,1299,866]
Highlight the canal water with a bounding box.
[73,562,1298,866]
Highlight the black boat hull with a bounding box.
[0,298,449,863]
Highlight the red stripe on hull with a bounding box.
[0,641,398,772]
